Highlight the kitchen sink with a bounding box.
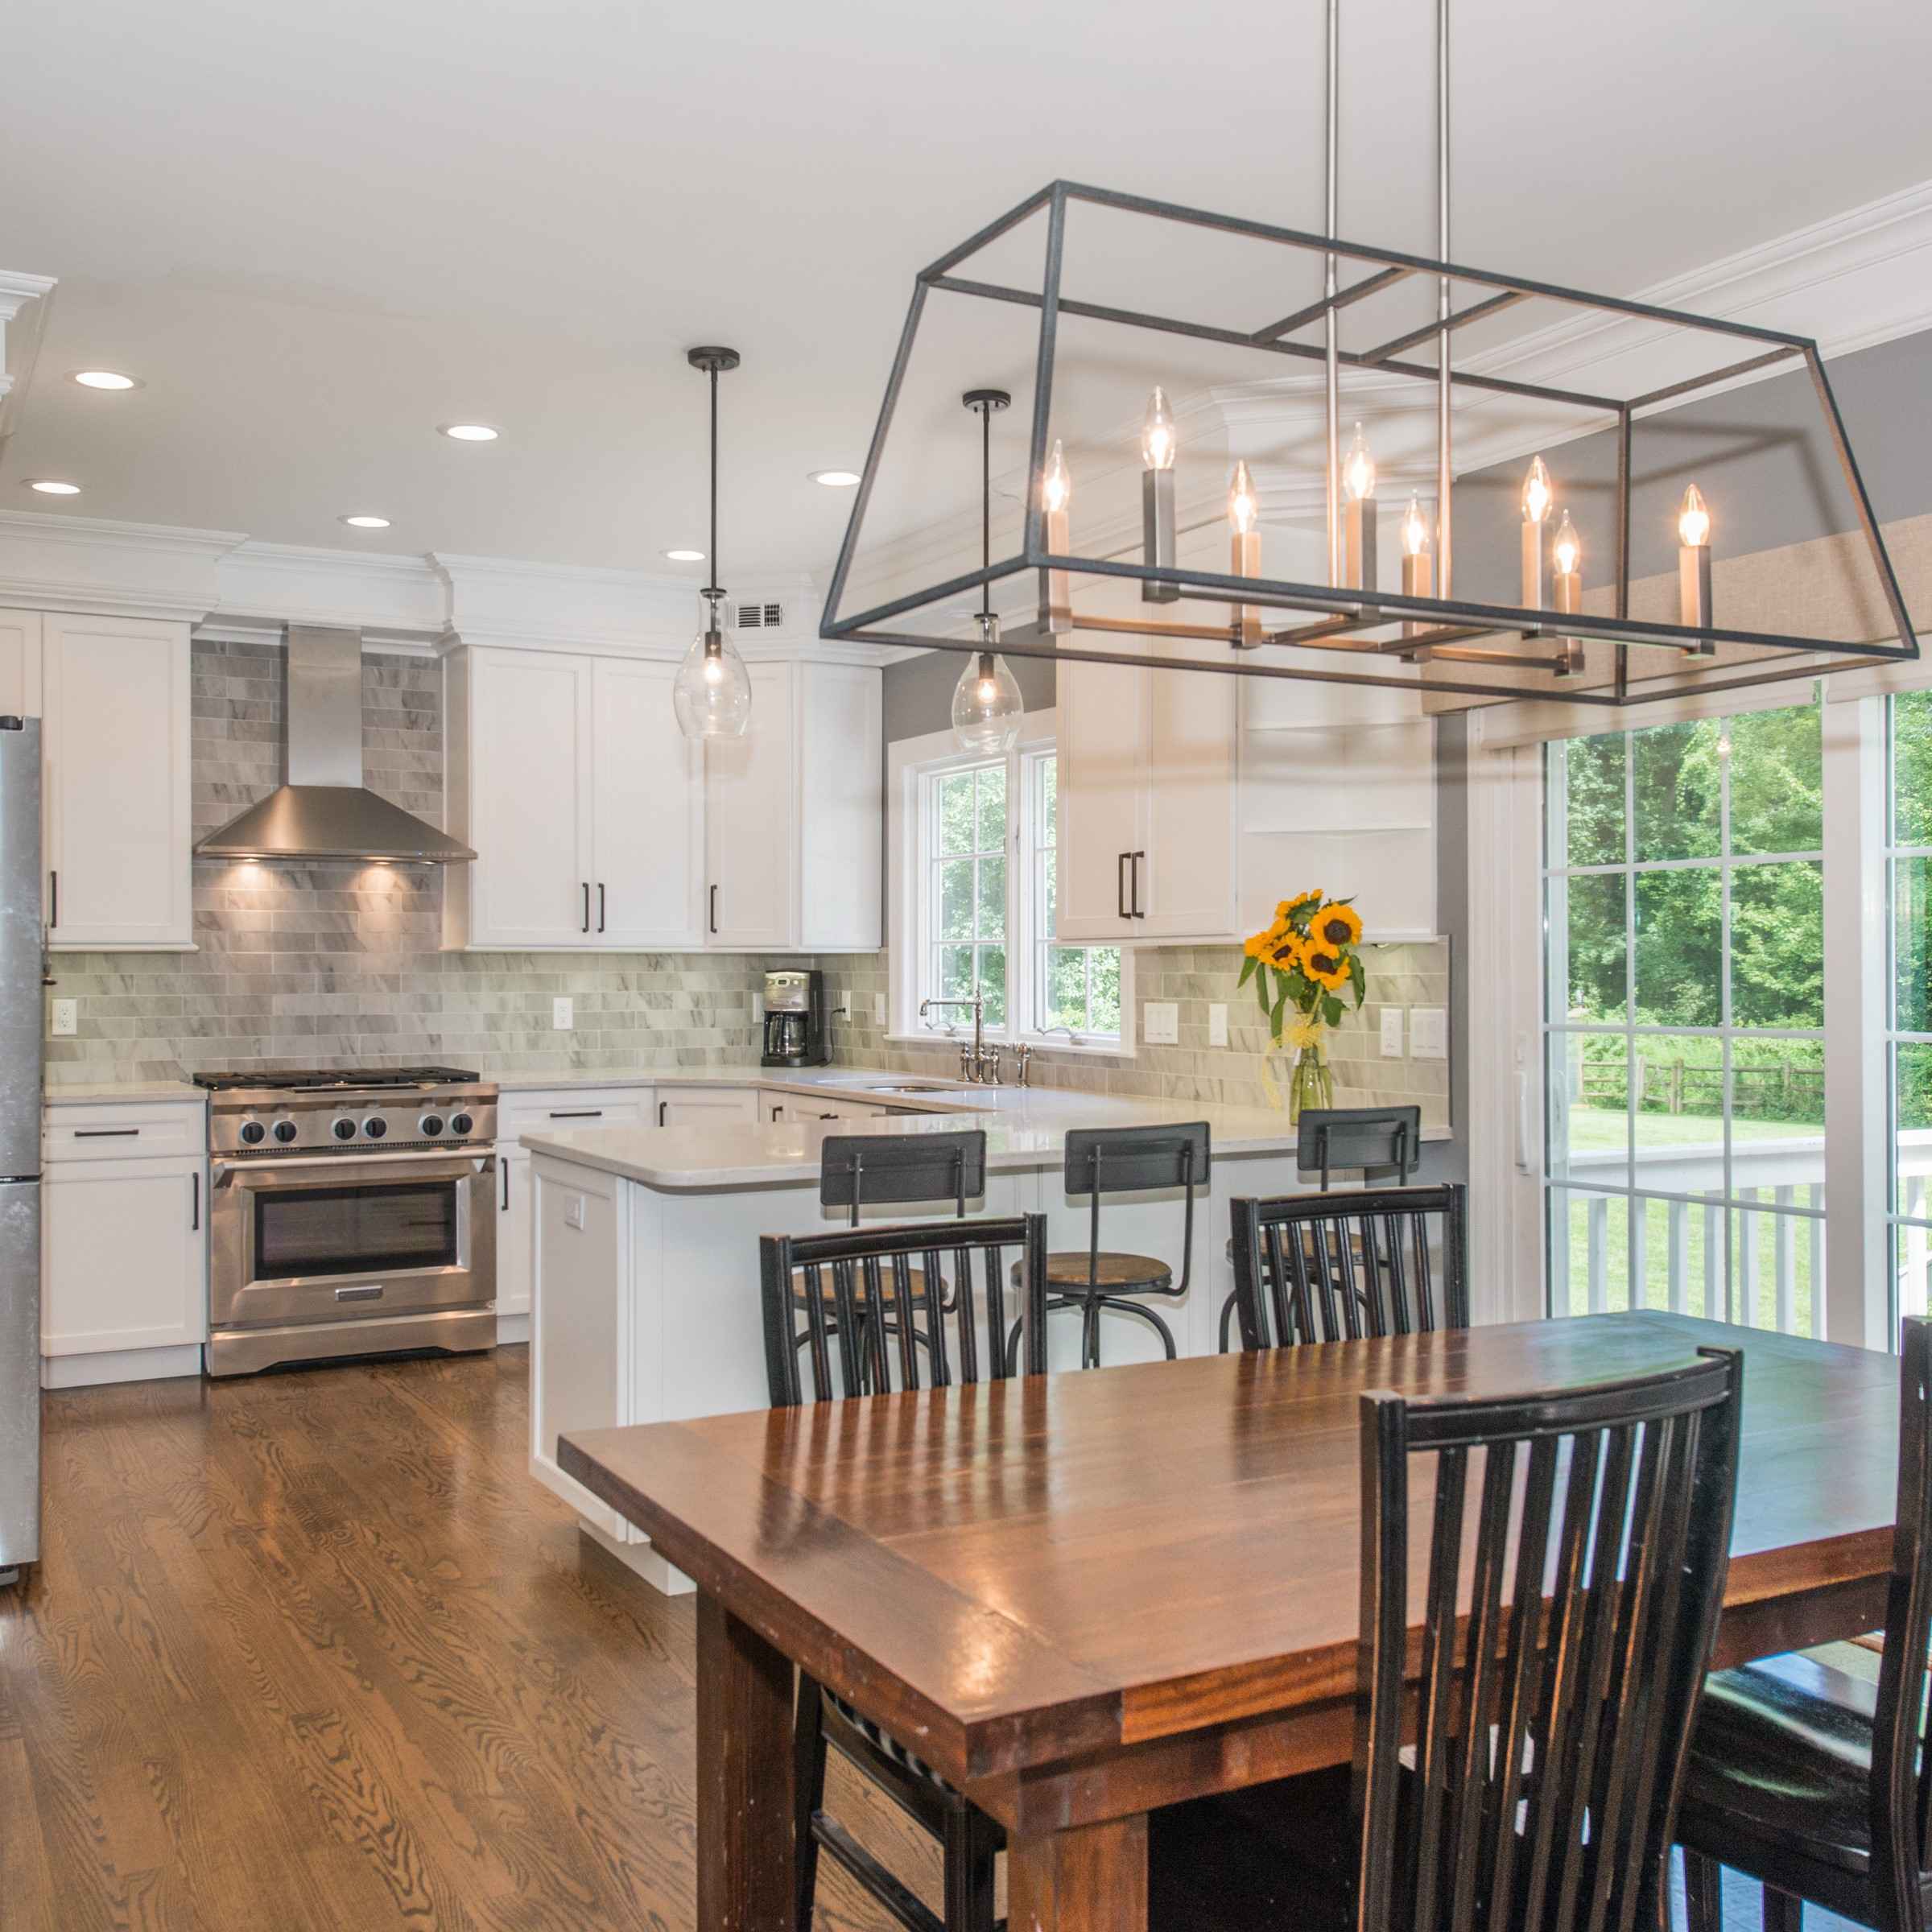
[861,1082,961,1096]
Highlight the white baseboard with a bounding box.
[495,1312,530,1346]
[576,1515,694,1597]
[41,1343,204,1389]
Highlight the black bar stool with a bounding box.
[792,1131,987,1381]
[1013,1121,1210,1369]
[1217,1104,1421,1352]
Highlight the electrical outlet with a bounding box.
[49,997,76,1038]
[1380,1006,1406,1057]
[1208,1002,1228,1048]
[564,1192,586,1231]
[551,996,573,1030]
[832,993,852,1022]
[1143,1001,1179,1046]
[874,992,887,1024]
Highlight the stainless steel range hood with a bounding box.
[196,625,474,864]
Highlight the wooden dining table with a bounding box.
[557,1311,1901,1932]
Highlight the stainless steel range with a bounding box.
[196,1066,498,1377]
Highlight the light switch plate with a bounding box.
[564,1193,585,1231]
[1144,1001,1179,1046]
[49,997,76,1038]
[1380,1006,1405,1057]
[1208,1002,1228,1048]
[874,992,887,1023]
[551,996,573,1030]
[1411,1005,1448,1060]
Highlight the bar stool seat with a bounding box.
[1018,1250,1174,1294]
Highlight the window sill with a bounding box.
[884,1031,1135,1063]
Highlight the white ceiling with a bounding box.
[2,0,1930,585]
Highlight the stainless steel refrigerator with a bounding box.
[0,716,39,1583]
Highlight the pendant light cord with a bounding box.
[980,399,991,621]
[705,364,721,605]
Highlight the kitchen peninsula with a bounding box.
[523,1071,1451,1591]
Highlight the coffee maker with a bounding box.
[762,969,828,1067]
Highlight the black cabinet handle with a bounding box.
[74,1127,139,1139]
[658,1100,668,1126]
[501,1161,510,1211]
[48,869,57,931]
[597,883,605,934]
[1132,850,1147,919]
[709,883,718,935]
[191,1171,200,1231]
[547,1108,603,1120]
[1117,852,1128,921]
[580,881,590,933]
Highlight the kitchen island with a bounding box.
[522,1079,1452,1591]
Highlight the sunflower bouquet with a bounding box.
[1238,890,1366,1117]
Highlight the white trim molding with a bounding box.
[0,508,244,621]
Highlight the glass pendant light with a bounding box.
[673,347,753,740]
[952,386,1023,754]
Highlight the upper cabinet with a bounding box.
[33,612,194,950]
[444,645,880,954]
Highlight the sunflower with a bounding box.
[1242,925,1276,960]
[1277,888,1323,924]
[1301,943,1351,992]
[1312,902,1362,949]
[1266,929,1307,974]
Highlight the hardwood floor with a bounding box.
[0,1348,937,1932]
[0,1346,1860,1931]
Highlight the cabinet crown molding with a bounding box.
[0,510,245,621]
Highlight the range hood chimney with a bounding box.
[195,625,475,863]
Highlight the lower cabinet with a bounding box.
[43,1152,207,1381]
[763,1093,890,1124]
[656,1088,759,1129]
[496,1145,533,1322]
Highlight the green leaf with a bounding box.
[1323,993,1344,1027]
[1255,966,1274,1019]
[1348,955,1366,1005]
[1269,988,1290,1044]
[1237,954,1256,989]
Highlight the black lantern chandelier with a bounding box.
[821,2,1917,712]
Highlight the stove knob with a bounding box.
[361,1117,389,1140]
[419,1114,445,1137]
[332,1117,358,1141]
[237,1119,266,1146]
[448,1111,474,1137]
[273,1120,299,1144]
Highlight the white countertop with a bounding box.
[43,1082,207,1106]
[523,1090,1451,1191]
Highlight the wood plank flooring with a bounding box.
[0,1346,1856,1931]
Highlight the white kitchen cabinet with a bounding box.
[0,607,43,717]
[764,1093,890,1124]
[1055,653,1238,944]
[446,646,879,953]
[591,658,703,947]
[42,1097,208,1385]
[657,1087,759,1128]
[497,1145,532,1321]
[704,661,797,949]
[43,613,194,948]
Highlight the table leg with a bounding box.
[696,1591,795,1932]
[1007,1813,1148,1932]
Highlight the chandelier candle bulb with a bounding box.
[1140,386,1179,604]
[1550,510,1584,677]
[1040,439,1073,635]
[1228,459,1263,646]
[1398,494,1434,658]
[1678,483,1715,653]
[1520,454,1554,614]
[1342,422,1378,595]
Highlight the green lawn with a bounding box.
[1562,1105,1821,1153]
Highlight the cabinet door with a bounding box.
[1054,658,1142,941]
[704,661,797,948]
[466,652,594,946]
[43,614,192,947]
[589,659,703,947]
[1137,663,1239,939]
[0,609,42,716]
[658,1088,759,1127]
[497,1148,531,1318]
[43,1158,206,1354]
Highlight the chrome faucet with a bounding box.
[919,991,998,1084]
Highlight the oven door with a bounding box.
[208,1149,497,1331]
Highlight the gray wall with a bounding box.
[881,644,1055,744]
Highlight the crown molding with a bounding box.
[0,269,56,411]
[0,507,244,621]
[212,540,448,638]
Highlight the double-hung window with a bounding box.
[896,720,1128,1053]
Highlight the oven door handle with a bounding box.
[213,1150,496,1180]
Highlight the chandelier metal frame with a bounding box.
[820,9,1916,711]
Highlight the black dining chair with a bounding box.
[786,1129,986,1378]
[1228,1181,1468,1351]
[1216,1104,1422,1352]
[1013,1121,1210,1370]
[761,1211,1049,1932]
[1678,1315,1932,1932]
[1149,1344,1746,1932]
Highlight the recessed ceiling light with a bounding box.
[664,548,705,563]
[340,514,391,529]
[71,369,141,391]
[810,469,862,487]
[440,423,499,442]
[26,479,80,495]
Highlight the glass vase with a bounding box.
[1288,1036,1335,1122]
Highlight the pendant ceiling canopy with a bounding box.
[820,7,1917,714]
